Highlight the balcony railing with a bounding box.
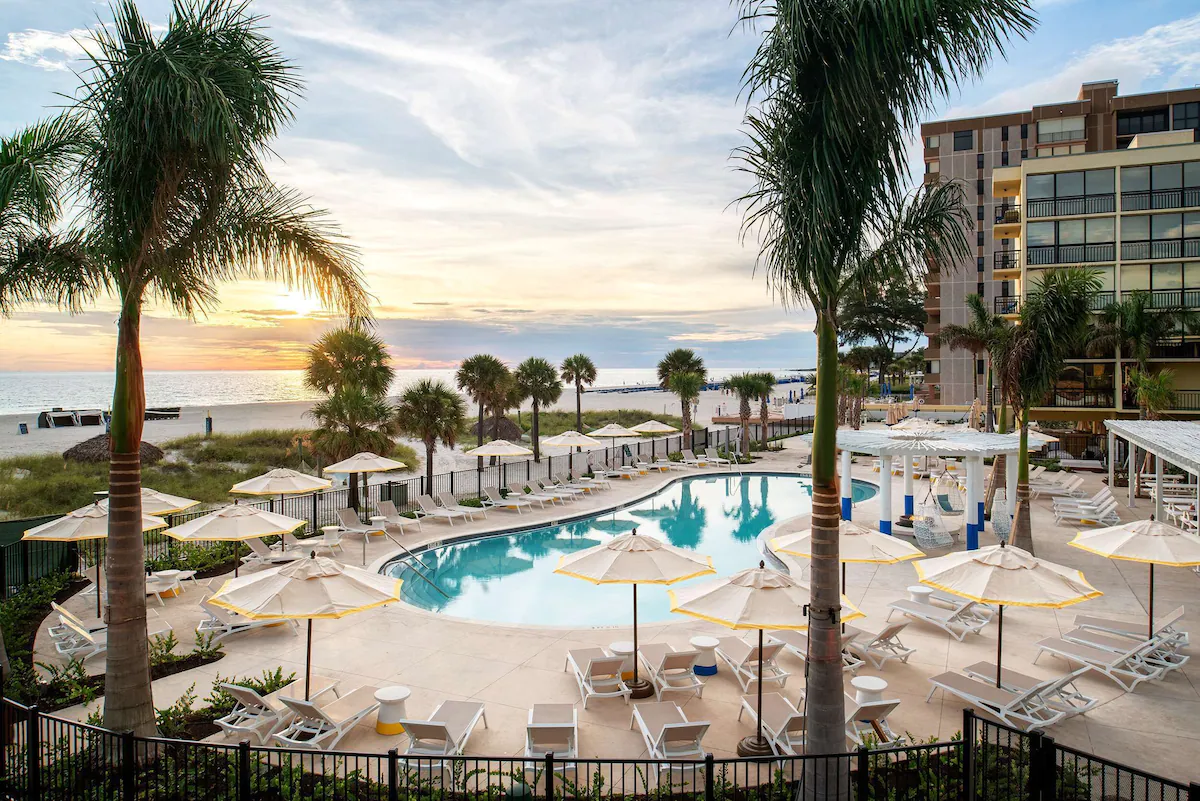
[1026,242,1116,265]
[1089,290,1115,310]
[1026,194,1115,218]
[1119,288,1200,309]
[1037,128,1085,144]
[1041,387,1117,409]
[995,206,1020,225]
[1150,341,1200,359]
[994,296,1020,315]
[993,250,1019,270]
[1176,390,1200,411]
[1120,187,1200,212]
[1120,238,1200,261]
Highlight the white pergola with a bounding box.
[1104,420,1200,523]
[804,428,1025,550]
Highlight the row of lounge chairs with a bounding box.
[48,602,173,662]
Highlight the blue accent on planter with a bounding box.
[966,523,978,550]
[880,519,892,535]
[841,497,852,520]
[904,495,914,516]
[694,665,717,676]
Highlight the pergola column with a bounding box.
[840,449,853,520]
[1107,430,1115,493]
[903,459,914,517]
[965,456,980,550]
[1128,444,1137,508]
[1006,449,1018,518]
[879,455,893,534]
[1155,454,1164,523]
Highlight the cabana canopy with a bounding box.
[1104,420,1200,478]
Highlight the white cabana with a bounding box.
[1104,420,1200,523]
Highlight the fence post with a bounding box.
[502,462,507,487]
[1189,783,1200,801]
[1026,730,1045,801]
[1035,734,1056,801]
[544,751,554,799]
[388,748,399,801]
[311,492,318,530]
[0,548,7,600]
[237,740,251,801]
[856,744,869,801]
[20,541,29,588]
[25,706,38,800]
[120,729,135,801]
[449,470,455,496]
[704,753,714,801]
[962,709,975,801]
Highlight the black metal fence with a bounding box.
[2,701,1192,801]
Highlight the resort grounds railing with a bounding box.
[3,701,1192,801]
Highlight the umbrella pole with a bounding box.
[841,562,846,633]
[757,628,764,746]
[627,584,652,699]
[305,619,313,701]
[1148,563,1155,641]
[736,628,773,756]
[995,605,1004,689]
[95,541,102,619]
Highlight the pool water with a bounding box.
[385,474,877,627]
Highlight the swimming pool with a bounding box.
[385,473,877,627]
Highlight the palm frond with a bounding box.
[0,232,104,315]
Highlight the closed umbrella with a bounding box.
[669,562,865,756]
[1070,520,1200,638]
[209,553,402,698]
[914,544,1101,686]
[323,453,407,512]
[555,530,714,698]
[164,502,308,576]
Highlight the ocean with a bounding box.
[0,367,803,416]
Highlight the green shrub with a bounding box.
[145,541,240,575]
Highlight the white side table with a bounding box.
[908,585,934,605]
[374,686,412,735]
[851,675,888,705]
[689,635,720,677]
[609,640,636,681]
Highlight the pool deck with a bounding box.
[38,442,1200,781]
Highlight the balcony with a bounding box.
[1041,387,1116,409]
[1120,238,1200,261]
[1121,187,1200,212]
[992,166,1022,198]
[994,206,1021,238]
[1119,288,1200,309]
[993,250,1021,279]
[1036,128,1085,145]
[1176,390,1200,411]
[994,296,1020,317]
[1026,243,1115,265]
[1026,194,1115,219]
[1150,341,1200,359]
[1089,290,1115,311]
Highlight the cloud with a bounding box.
[0,28,88,70]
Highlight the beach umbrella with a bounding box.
[555,530,714,698]
[630,420,678,435]
[323,453,407,512]
[914,544,1101,686]
[231,468,332,510]
[541,431,602,448]
[588,423,641,465]
[208,553,402,699]
[1025,430,1059,450]
[463,439,533,457]
[1069,520,1200,638]
[25,502,169,616]
[165,502,307,576]
[98,487,199,516]
[668,562,864,756]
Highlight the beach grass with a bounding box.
[527,409,689,438]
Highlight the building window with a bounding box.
[1174,102,1200,132]
[1021,149,1028,159]
[977,256,985,272]
[977,282,986,296]
[1026,169,1115,217]
[976,178,984,195]
[977,205,984,221]
[1037,116,1085,144]
[1002,126,1010,142]
[1120,211,1200,260]
[926,360,940,375]
[977,232,985,246]
[977,359,986,376]
[1120,262,1200,298]
[926,135,941,149]
[1021,123,1028,139]
[1001,151,1009,166]
[977,153,985,170]
[1120,162,1200,211]
[954,130,974,151]
[1117,109,1169,138]
[1027,217,1116,264]
[926,160,940,175]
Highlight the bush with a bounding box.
[145,541,240,576]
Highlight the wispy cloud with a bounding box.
[0,28,89,70]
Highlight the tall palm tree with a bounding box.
[667,371,705,449]
[658,348,705,426]
[456,354,509,464]
[734,0,1030,768]
[998,267,1100,552]
[305,327,394,398]
[1127,367,1176,420]
[723,373,763,458]
[514,357,563,461]
[753,371,777,448]
[1089,290,1199,375]
[935,293,1006,428]
[560,354,598,435]
[0,2,367,736]
[395,379,467,491]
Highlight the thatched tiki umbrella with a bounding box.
[64,434,164,465]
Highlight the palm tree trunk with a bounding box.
[476,401,485,472]
[984,356,995,433]
[739,399,750,458]
[759,399,769,452]
[806,310,847,781]
[984,396,1009,517]
[681,396,693,450]
[1011,407,1034,553]
[575,383,582,434]
[348,471,360,511]
[532,400,541,462]
[971,349,979,405]
[104,307,156,737]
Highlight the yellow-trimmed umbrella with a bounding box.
[209,553,403,698]
[463,439,533,457]
[588,423,641,466]
[630,420,679,435]
[99,487,199,516]
[555,530,714,697]
[323,453,407,474]
[541,431,602,448]
[1070,519,1200,639]
[669,562,864,756]
[231,468,332,497]
[915,544,1101,686]
[165,502,307,576]
[25,502,168,616]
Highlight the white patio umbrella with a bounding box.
[1070,520,1200,638]
[630,420,678,435]
[323,452,407,512]
[915,544,1101,686]
[208,553,402,699]
[541,431,602,448]
[463,439,533,457]
[98,487,199,516]
[24,502,168,616]
[230,469,332,509]
[588,423,641,466]
[669,562,865,757]
[164,502,308,576]
[555,530,714,698]
[770,519,924,604]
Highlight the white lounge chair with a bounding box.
[436,492,485,520]
[887,599,989,641]
[1053,498,1119,526]
[564,647,631,708]
[47,602,105,644]
[714,636,790,692]
[198,598,297,642]
[1062,627,1188,671]
[961,662,1097,717]
[845,696,904,747]
[145,575,180,606]
[215,676,339,744]
[845,622,917,670]
[926,672,1068,732]
[924,591,996,623]
[571,469,612,489]
[737,692,806,755]
[377,500,424,533]
[704,448,732,467]
[243,538,303,568]
[681,450,707,468]
[1031,475,1085,498]
[1074,605,1188,649]
[637,643,704,701]
[397,700,488,762]
[556,472,600,493]
[768,629,864,674]
[483,486,532,514]
[600,460,639,480]
[416,495,467,525]
[1053,488,1112,510]
[507,482,558,507]
[57,614,172,662]
[525,703,578,761]
[1034,636,1164,691]
[631,701,710,769]
[273,686,381,751]
[536,479,582,500]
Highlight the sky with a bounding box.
[1,0,1199,373]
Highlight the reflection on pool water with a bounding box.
[385,474,878,627]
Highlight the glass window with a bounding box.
[1152,263,1183,290]
[1021,123,1028,139]
[1002,151,1009,166]
[1121,166,1149,193]
[1056,172,1084,196]
[1027,174,1055,199]
[1174,102,1200,131]
[926,160,939,174]
[1085,169,1114,195]
[1027,222,1056,246]
[927,360,940,375]
[1086,218,1115,243]
[1002,126,1010,142]
[1185,263,1200,289]
[1122,265,1150,291]
[977,205,984,221]
[1185,212,1200,239]
[954,130,973,151]
[977,153,985,169]
[1117,109,1168,136]
[977,231,984,246]
[1152,163,1183,190]
[926,135,940,149]
[1093,266,1115,291]
[1152,213,1182,240]
[977,256,985,271]
[1058,220,1085,244]
[1185,162,1200,188]
[977,178,984,195]
[1122,215,1150,241]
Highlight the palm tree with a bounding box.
[935,294,1007,429]
[667,371,705,448]
[723,373,763,458]
[1089,291,1199,382]
[514,357,563,461]
[560,354,598,434]
[308,386,398,509]
[456,354,509,456]
[395,379,467,491]
[0,3,367,736]
[734,0,1030,768]
[305,327,394,398]
[998,267,1100,552]
[753,371,777,448]
[658,348,705,428]
[1127,367,1176,420]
